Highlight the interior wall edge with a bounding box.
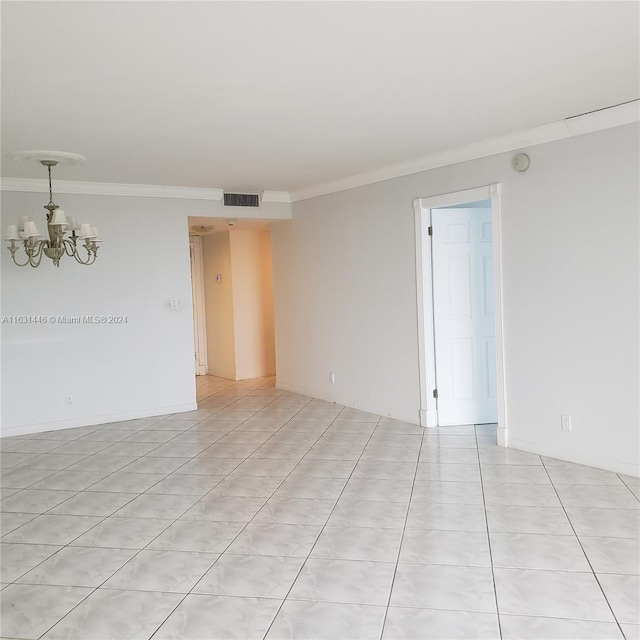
[206,369,238,381]
[275,381,420,426]
[508,436,640,478]
[0,402,198,439]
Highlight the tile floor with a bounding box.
[1,375,638,640]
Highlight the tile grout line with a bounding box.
[147,383,347,639]
[12,378,262,638]
[7,379,268,637]
[378,418,425,639]
[616,472,640,501]
[5,378,287,638]
[20,378,285,519]
[540,457,625,636]
[3,376,283,559]
[4,385,635,638]
[259,409,383,639]
[130,378,317,640]
[476,424,503,640]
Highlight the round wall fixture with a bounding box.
[512,153,530,172]
[13,150,87,165]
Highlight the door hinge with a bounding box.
[428,226,433,236]
[433,389,438,399]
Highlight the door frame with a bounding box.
[414,184,508,446]
[189,236,208,376]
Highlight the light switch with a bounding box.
[170,298,179,310]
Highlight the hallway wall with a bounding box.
[201,229,275,380]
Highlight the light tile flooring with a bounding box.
[1,375,638,640]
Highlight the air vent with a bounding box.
[223,193,260,207]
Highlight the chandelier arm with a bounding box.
[30,252,45,268]
[66,240,95,265]
[26,241,46,268]
[76,249,94,265]
[63,238,85,263]
[63,238,78,257]
[82,248,98,265]
[34,241,47,266]
[9,248,32,267]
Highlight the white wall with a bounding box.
[202,232,236,378]
[272,124,639,476]
[200,229,276,381]
[230,230,276,379]
[0,191,209,436]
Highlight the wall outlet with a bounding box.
[561,414,572,432]
[65,394,73,406]
[329,372,335,384]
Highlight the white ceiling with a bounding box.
[2,2,638,194]
[189,216,273,235]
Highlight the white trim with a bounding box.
[0,178,225,201]
[207,368,237,381]
[414,198,437,428]
[489,183,509,448]
[565,101,639,135]
[261,191,292,203]
[3,102,635,204]
[189,236,208,376]
[414,184,508,443]
[290,101,639,202]
[236,369,277,380]
[276,381,421,426]
[0,402,198,439]
[508,437,639,478]
[416,185,493,211]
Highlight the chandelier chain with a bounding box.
[48,164,54,206]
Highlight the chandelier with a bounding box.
[5,151,101,268]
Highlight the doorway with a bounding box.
[188,218,276,384]
[414,184,508,445]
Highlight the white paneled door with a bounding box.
[431,207,498,426]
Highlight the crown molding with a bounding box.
[261,191,292,203]
[290,100,640,202]
[0,178,225,201]
[2,101,636,204]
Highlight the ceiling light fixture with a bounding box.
[5,151,101,268]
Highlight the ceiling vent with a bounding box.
[223,193,260,207]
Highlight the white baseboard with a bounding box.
[235,369,276,381]
[207,368,237,380]
[276,380,421,425]
[508,436,639,478]
[0,402,198,439]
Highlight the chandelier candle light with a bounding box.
[5,151,101,267]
